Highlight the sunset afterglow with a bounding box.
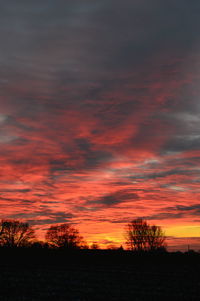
[0,0,200,251]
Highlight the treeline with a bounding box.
[0,218,169,252]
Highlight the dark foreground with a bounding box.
[0,249,200,300]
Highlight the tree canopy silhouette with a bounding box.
[45,223,85,249]
[125,218,166,251]
[0,219,35,247]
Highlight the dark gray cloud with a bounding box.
[168,204,200,214]
[73,138,112,169]
[146,212,184,220]
[0,0,199,94]
[88,190,140,207]
[145,204,200,220]
[9,209,74,226]
[0,196,35,204]
[0,188,31,193]
[129,168,192,181]
[163,135,200,153]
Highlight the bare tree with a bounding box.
[125,219,149,251]
[45,223,85,249]
[147,224,166,251]
[125,218,166,251]
[0,222,5,237]
[0,219,35,247]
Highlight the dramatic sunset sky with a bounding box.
[0,0,200,250]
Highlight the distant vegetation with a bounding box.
[0,218,197,254]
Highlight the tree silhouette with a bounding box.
[147,224,166,251]
[0,219,35,247]
[45,223,85,249]
[125,218,166,251]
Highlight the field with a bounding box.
[0,249,200,300]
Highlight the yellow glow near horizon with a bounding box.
[166,226,200,237]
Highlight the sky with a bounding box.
[0,0,200,250]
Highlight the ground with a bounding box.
[0,250,200,300]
